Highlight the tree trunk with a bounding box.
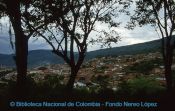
[66,52,85,91]
[66,67,78,91]
[15,35,28,91]
[6,0,29,95]
[164,45,174,91]
[165,61,173,91]
[11,20,29,96]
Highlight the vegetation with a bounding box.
[0,69,14,77]
[0,0,125,93]
[0,75,166,97]
[92,75,110,88]
[0,39,162,68]
[125,58,163,74]
[25,0,127,91]
[0,71,171,110]
[0,0,31,93]
[117,76,166,97]
[0,2,175,110]
[129,0,175,91]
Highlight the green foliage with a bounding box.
[117,76,166,96]
[43,75,62,87]
[24,74,65,97]
[88,85,101,94]
[125,58,163,74]
[73,87,91,96]
[0,69,13,74]
[92,75,110,89]
[0,69,15,78]
[0,82,8,96]
[36,75,65,95]
[27,73,36,78]
[58,75,64,81]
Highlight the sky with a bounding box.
[0,2,160,54]
[0,20,159,54]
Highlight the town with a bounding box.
[1,51,174,92]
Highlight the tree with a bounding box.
[0,0,44,94]
[128,0,175,91]
[26,0,124,91]
[0,0,29,92]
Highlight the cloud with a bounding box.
[0,25,160,54]
[86,21,160,51]
[114,25,159,45]
[28,37,52,50]
[0,35,14,54]
[0,3,161,54]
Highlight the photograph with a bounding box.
[0,0,175,111]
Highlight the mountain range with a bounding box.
[0,39,162,68]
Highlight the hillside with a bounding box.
[0,54,15,67]
[27,50,64,68]
[0,50,65,68]
[86,39,161,59]
[0,38,162,68]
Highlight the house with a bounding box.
[74,82,86,88]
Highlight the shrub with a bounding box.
[92,75,110,89]
[74,87,91,96]
[117,76,166,97]
[125,58,163,74]
[37,75,63,90]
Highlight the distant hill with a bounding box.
[0,54,15,67]
[27,50,65,68]
[0,50,65,68]
[0,38,162,68]
[86,39,162,59]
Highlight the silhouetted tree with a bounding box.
[128,0,175,91]
[0,0,29,92]
[0,0,44,94]
[26,0,124,91]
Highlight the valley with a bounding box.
[1,51,174,93]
